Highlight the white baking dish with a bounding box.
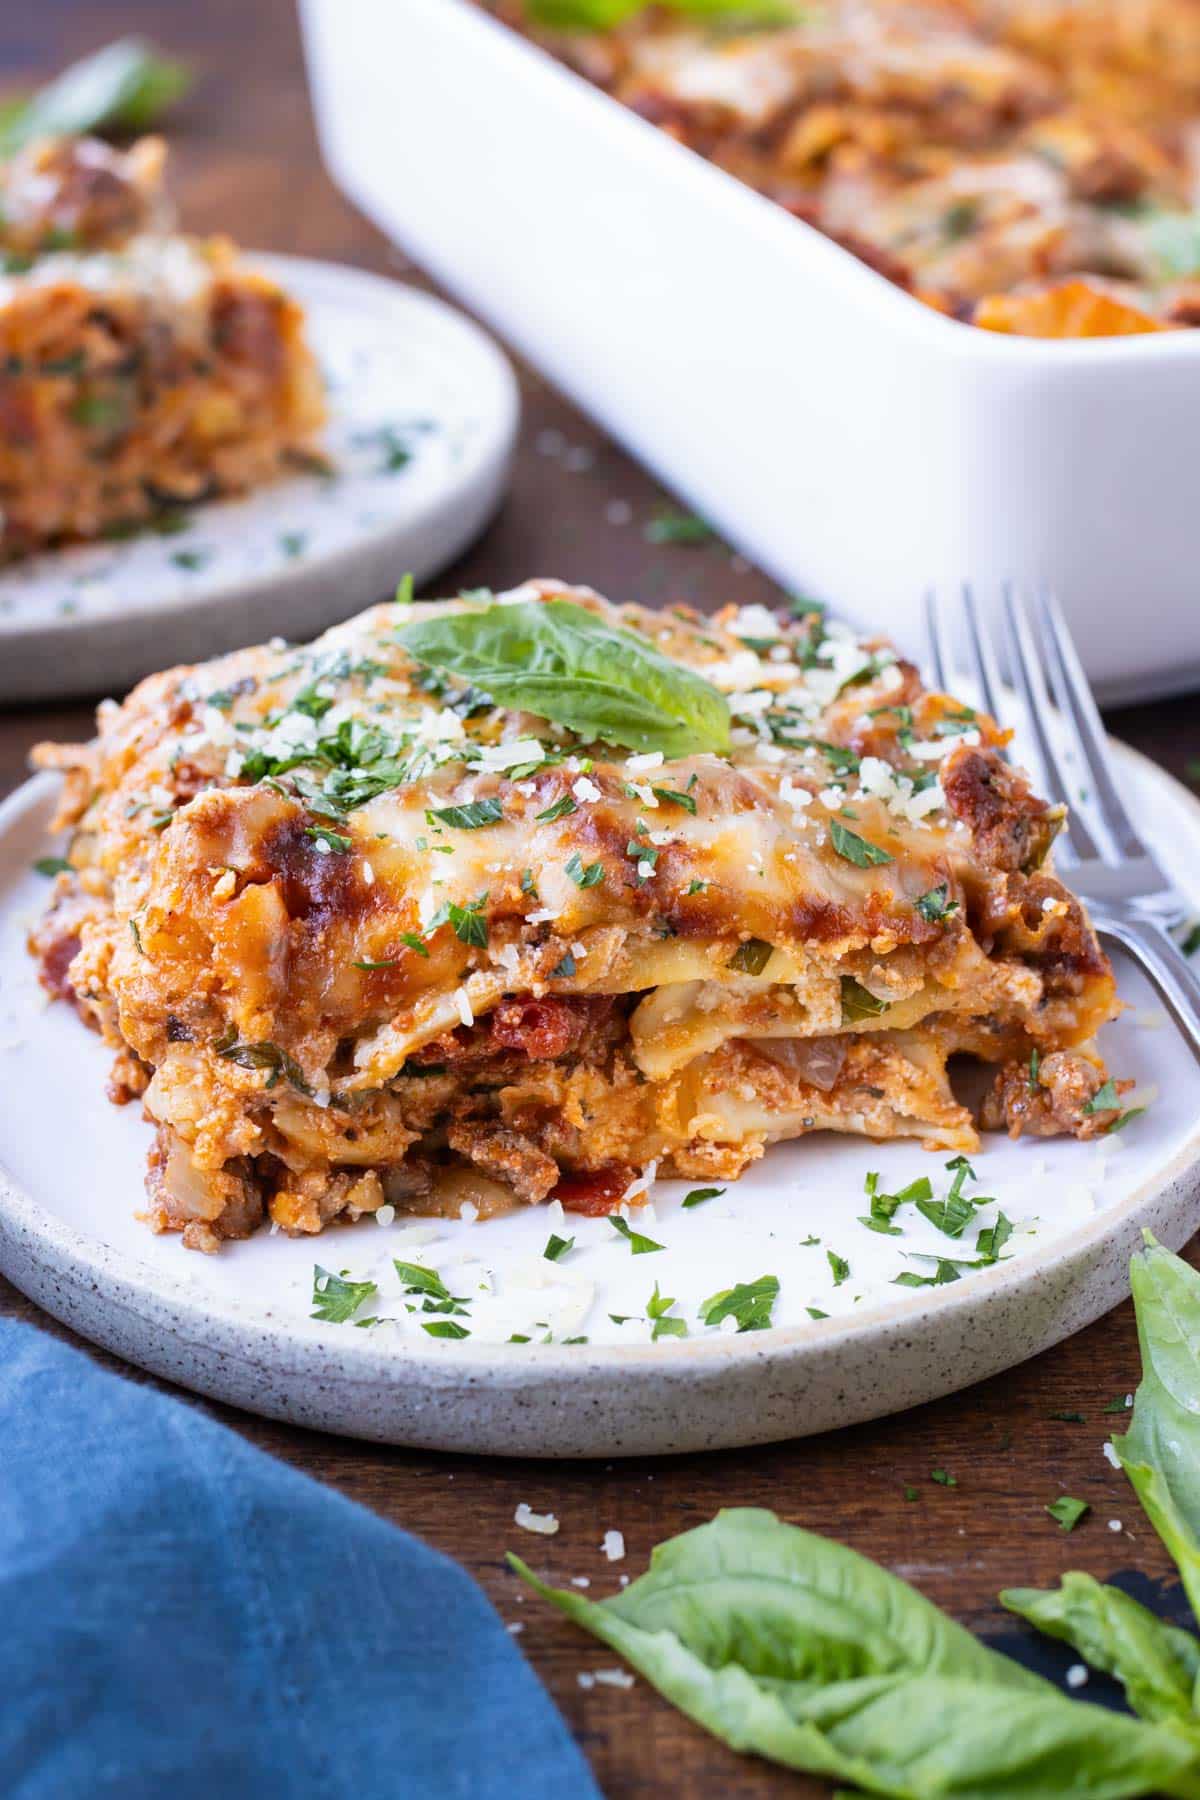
[300,0,1200,702]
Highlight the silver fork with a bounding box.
[925,585,1200,1062]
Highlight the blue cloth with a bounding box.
[0,1319,600,1800]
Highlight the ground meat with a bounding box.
[941,745,1061,873]
[143,1129,264,1250]
[553,1165,637,1217]
[446,1121,559,1205]
[211,284,285,376]
[980,1049,1129,1140]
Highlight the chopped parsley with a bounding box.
[536,794,577,823]
[915,884,957,923]
[214,1030,311,1094]
[426,894,489,948]
[827,1250,850,1287]
[698,1274,779,1333]
[609,1215,665,1255]
[352,957,397,971]
[565,852,605,888]
[829,819,893,867]
[652,786,698,814]
[549,950,577,979]
[543,1234,575,1262]
[422,1320,470,1339]
[647,1283,687,1340]
[311,1266,377,1323]
[729,938,773,976]
[1082,1078,1145,1135]
[429,798,504,830]
[931,1469,958,1488]
[682,1187,724,1209]
[644,508,715,546]
[304,824,352,854]
[840,976,888,1023]
[33,855,71,876]
[1046,1496,1089,1532]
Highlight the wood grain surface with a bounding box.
[3,4,1200,1794]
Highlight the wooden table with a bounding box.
[3,4,1199,1793]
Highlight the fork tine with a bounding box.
[959,583,1007,749]
[1035,589,1146,862]
[923,589,949,691]
[1001,586,1100,865]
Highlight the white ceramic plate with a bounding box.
[1,742,1198,1458]
[0,256,519,703]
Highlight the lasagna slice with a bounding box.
[0,135,324,556]
[30,580,1123,1252]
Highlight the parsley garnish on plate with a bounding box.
[311,1265,377,1324]
[609,1216,665,1255]
[682,1187,724,1209]
[543,1234,574,1262]
[698,1275,779,1333]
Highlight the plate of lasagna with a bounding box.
[0,135,519,702]
[0,581,1197,1455]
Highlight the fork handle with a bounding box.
[1093,911,1200,1064]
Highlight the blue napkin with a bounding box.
[0,1318,600,1800]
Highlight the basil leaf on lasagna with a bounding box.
[397,598,731,757]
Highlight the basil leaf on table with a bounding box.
[397,599,731,758]
[511,1508,1200,1798]
[1002,1572,1200,1733]
[0,38,190,155]
[1113,1235,1200,1626]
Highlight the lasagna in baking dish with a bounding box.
[30,580,1124,1251]
[492,0,1200,337]
[0,134,324,556]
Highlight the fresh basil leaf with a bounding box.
[511,1509,1200,1799]
[311,1265,376,1324]
[429,798,504,830]
[830,819,894,868]
[0,37,190,155]
[1114,1235,1200,1625]
[397,599,731,757]
[1003,1573,1200,1733]
[699,1276,778,1332]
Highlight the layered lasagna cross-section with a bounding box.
[31,580,1123,1252]
[0,134,324,555]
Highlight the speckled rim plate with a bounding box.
[0,256,519,703]
[1,740,1199,1458]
